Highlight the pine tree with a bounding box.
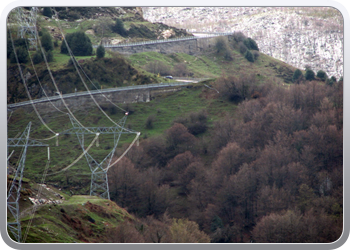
[96,44,105,59]
[41,32,53,51]
[113,19,127,37]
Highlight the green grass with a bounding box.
[19,194,132,243]
[128,52,222,78]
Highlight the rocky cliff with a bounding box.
[142,7,343,79]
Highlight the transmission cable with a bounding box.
[52,8,137,134]
[45,133,100,176]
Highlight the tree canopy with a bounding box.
[60,31,93,56]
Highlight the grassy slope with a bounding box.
[19,195,132,243]
[7,45,299,189]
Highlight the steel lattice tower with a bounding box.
[15,7,39,48]
[7,122,48,242]
[63,114,136,199]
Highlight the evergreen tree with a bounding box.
[46,50,54,62]
[243,38,259,51]
[10,47,28,64]
[305,69,315,81]
[42,7,53,18]
[41,32,53,51]
[113,19,127,37]
[316,70,328,81]
[96,44,105,59]
[60,31,93,56]
[292,69,303,83]
[244,50,254,62]
[32,51,43,64]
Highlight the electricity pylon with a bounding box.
[15,7,39,48]
[62,114,137,199]
[7,122,48,242]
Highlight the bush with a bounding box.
[7,37,28,58]
[145,115,156,129]
[41,32,53,51]
[96,44,105,59]
[61,31,93,56]
[173,63,190,77]
[238,42,248,54]
[326,76,337,86]
[316,70,328,81]
[305,69,315,81]
[174,110,208,135]
[244,50,254,62]
[42,7,53,18]
[215,36,228,53]
[45,50,54,62]
[243,38,259,51]
[113,19,127,37]
[10,47,28,64]
[252,50,260,60]
[32,51,43,64]
[232,31,246,43]
[292,69,303,83]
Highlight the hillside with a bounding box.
[142,7,344,79]
[7,174,133,243]
[6,7,191,103]
[6,6,343,244]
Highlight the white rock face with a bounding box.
[142,7,343,78]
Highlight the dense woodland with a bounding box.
[107,76,343,243]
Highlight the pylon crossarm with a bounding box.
[8,138,48,147]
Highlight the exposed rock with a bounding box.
[142,7,343,78]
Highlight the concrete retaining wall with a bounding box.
[108,36,226,55]
[10,85,185,114]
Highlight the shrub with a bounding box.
[244,50,254,62]
[42,7,53,18]
[41,32,53,51]
[305,69,315,81]
[145,115,156,129]
[10,47,28,64]
[243,38,259,51]
[292,69,303,83]
[96,44,105,59]
[215,36,227,53]
[232,31,246,43]
[173,63,189,77]
[61,31,93,56]
[326,76,337,86]
[113,19,127,37]
[252,50,260,60]
[174,110,208,135]
[316,70,328,81]
[45,50,54,62]
[32,51,43,64]
[7,37,28,58]
[238,42,248,54]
